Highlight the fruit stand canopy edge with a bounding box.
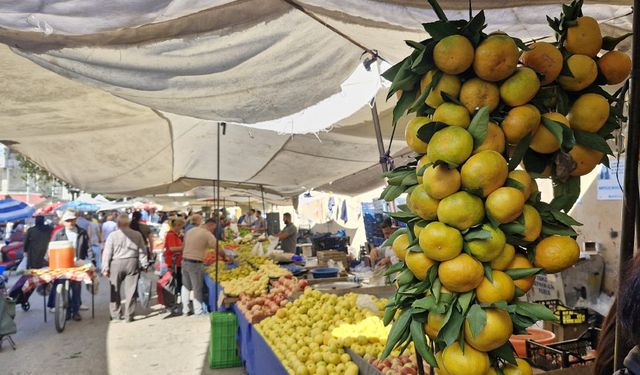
[0,0,631,197]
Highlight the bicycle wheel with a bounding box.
[54,281,68,333]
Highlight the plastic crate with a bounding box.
[208,312,241,369]
[535,299,588,325]
[526,327,600,371]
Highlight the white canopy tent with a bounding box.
[0,1,632,199]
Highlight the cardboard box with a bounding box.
[543,321,591,341]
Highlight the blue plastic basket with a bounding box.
[0,265,6,276]
[311,267,339,278]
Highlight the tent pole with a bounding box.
[615,1,640,369]
[214,122,223,312]
[370,98,388,173]
[261,185,267,214]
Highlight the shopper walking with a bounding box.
[164,216,185,314]
[102,214,117,242]
[102,214,148,322]
[181,218,217,316]
[130,211,153,258]
[23,216,52,269]
[48,210,91,321]
[184,214,202,233]
[87,214,102,270]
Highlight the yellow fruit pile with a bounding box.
[381,1,622,373]
[331,316,391,358]
[256,289,366,375]
[220,271,269,297]
[259,262,292,278]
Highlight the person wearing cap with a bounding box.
[183,213,202,234]
[181,218,217,316]
[102,214,148,322]
[48,209,91,321]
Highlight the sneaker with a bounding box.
[48,308,55,313]
[79,305,89,311]
[72,313,82,321]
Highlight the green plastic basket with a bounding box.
[209,312,241,369]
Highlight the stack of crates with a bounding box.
[536,299,589,341]
[526,326,600,371]
[209,312,241,369]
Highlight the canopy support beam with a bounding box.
[371,97,389,173]
[614,0,640,369]
[261,185,267,214]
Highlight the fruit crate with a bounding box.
[317,250,350,270]
[526,327,600,371]
[535,299,588,325]
[208,312,241,369]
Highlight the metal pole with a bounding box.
[260,185,267,214]
[371,98,389,173]
[214,122,221,312]
[615,1,640,368]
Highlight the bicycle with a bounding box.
[54,279,69,333]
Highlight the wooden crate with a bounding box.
[317,250,349,270]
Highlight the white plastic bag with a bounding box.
[137,272,152,308]
[16,255,27,274]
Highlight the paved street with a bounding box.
[0,272,244,375]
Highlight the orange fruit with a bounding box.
[508,170,534,200]
[437,191,485,231]
[434,35,475,75]
[424,312,446,339]
[503,358,534,375]
[473,34,519,82]
[423,164,461,199]
[473,122,506,154]
[433,102,471,128]
[440,341,490,375]
[420,70,462,108]
[460,150,509,197]
[558,54,597,91]
[419,221,463,261]
[467,224,506,262]
[499,67,541,107]
[522,204,542,242]
[564,16,603,57]
[427,126,474,166]
[534,236,581,273]
[464,308,513,352]
[476,270,516,303]
[392,233,410,261]
[568,93,610,133]
[490,243,516,271]
[520,42,564,85]
[569,145,604,176]
[501,105,541,145]
[598,50,632,85]
[416,154,431,184]
[439,253,484,293]
[530,112,570,154]
[506,254,536,292]
[405,251,436,281]
[408,184,440,221]
[405,117,430,154]
[486,187,525,224]
[460,78,500,113]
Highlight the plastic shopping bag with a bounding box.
[15,255,27,274]
[137,272,152,308]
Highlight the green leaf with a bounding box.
[381,309,413,358]
[461,11,486,45]
[464,228,492,241]
[514,287,525,298]
[491,342,518,366]
[458,291,474,314]
[467,106,490,148]
[405,40,426,51]
[432,278,442,303]
[508,133,532,171]
[384,261,406,276]
[550,176,581,212]
[383,305,398,326]
[523,149,553,175]
[505,178,525,191]
[413,295,437,311]
[500,222,526,235]
[382,58,406,82]
[411,318,438,367]
[407,244,422,254]
[384,185,405,202]
[541,117,565,147]
[515,301,558,322]
[573,129,613,155]
[484,263,494,283]
[417,122,448,144]
[427,0,449,21]
[441,91,462,105]
[511,37,531,51]
[602,32,633,51]
[550,209,582,227]
[392,90,418,127]
[409,71,443,113]
[542,223,577,236]
[439,307,464,346]
[505,267,542,280]
[402,173,419,186]
[466,304,487,339]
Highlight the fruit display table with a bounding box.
[203,273,229,312]
[232,303,255,374]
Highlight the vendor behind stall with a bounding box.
[369,217,399,268]
[275,213,297,253]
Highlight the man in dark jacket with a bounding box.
[47,210,91,321]
[24,216,52,269]
[613,254,640,374]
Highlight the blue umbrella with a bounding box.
[59,200,99,212]
[0,199,35,223]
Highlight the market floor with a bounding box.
[0,272,245,375]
